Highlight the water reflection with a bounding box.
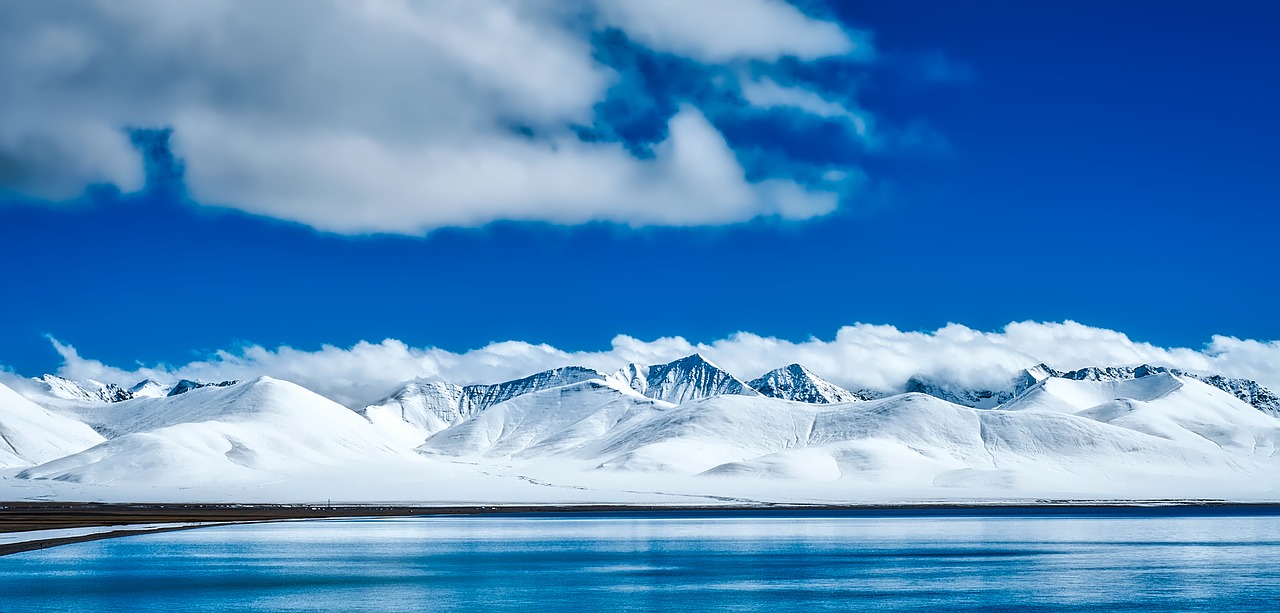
[2,512,1279,612]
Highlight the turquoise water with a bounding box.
[3,509,1280,611]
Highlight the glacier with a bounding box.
[3,355,1280,504]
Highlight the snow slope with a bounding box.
[33,376,104,404]
[19,377,416,484]
[420,378,674,460]
[467,366,605,411]
[361,380,469,446]
[581,393,1253,488]
[0,382,104,468]
[360,366,606,445]
[1180,374,1280,416]
[1002,372,1280,456]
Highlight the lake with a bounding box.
[3,508,1280,611]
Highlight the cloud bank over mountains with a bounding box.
[0,0,893,234]
[25,321,1280,408]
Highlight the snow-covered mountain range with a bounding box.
[3,354,1280,502]
[36,375,240,403]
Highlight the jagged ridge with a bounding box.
[615,353,758,404]
[28,355,1280,417]
[747,364,872,403]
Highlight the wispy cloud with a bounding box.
[595,0,868,62]
[739,77,872,140]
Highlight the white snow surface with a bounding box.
[360,380,469,446]
[0,382,105,468]
[18,377,418,485]
[359,366,608,446]
[5,366,1280,503]
[420,378,674,460]
[127,379,170,399]
[1002,373,1280,456]
[34,375,101,403]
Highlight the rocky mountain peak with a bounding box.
[748,364,868,404]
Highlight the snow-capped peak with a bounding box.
[1176,373,1280,416]
[34,374,99,403]
[616,353,758,404]
[127,379,169,399]
[33,375,131,403]
[747,364,869,403]
[909,364,1183,409]
[1043,364,1278,413]
[900,362,1280,416]
[1058,364,1169,382]
[904,376,1014,409]
[1016,363,1059,390]
[466,366,605,412]
[167,379,239,397]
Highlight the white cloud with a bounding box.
[596,0,866,62]
[182,105,836,232]
[37,321,1280,408]
[0,0,862,233]
[740,77,871,139]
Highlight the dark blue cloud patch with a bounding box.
[764,55,872,98]
[580,29,715,155]
[127,127,186,198]
[582,29,870,202]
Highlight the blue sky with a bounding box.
[1,0,1277,379]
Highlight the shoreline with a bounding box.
[4,500,1280,557]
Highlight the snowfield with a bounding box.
[16,378,418,485]
[3,355,1280,503]
[0,383,104,468]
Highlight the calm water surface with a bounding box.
[3,510,1280,612]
